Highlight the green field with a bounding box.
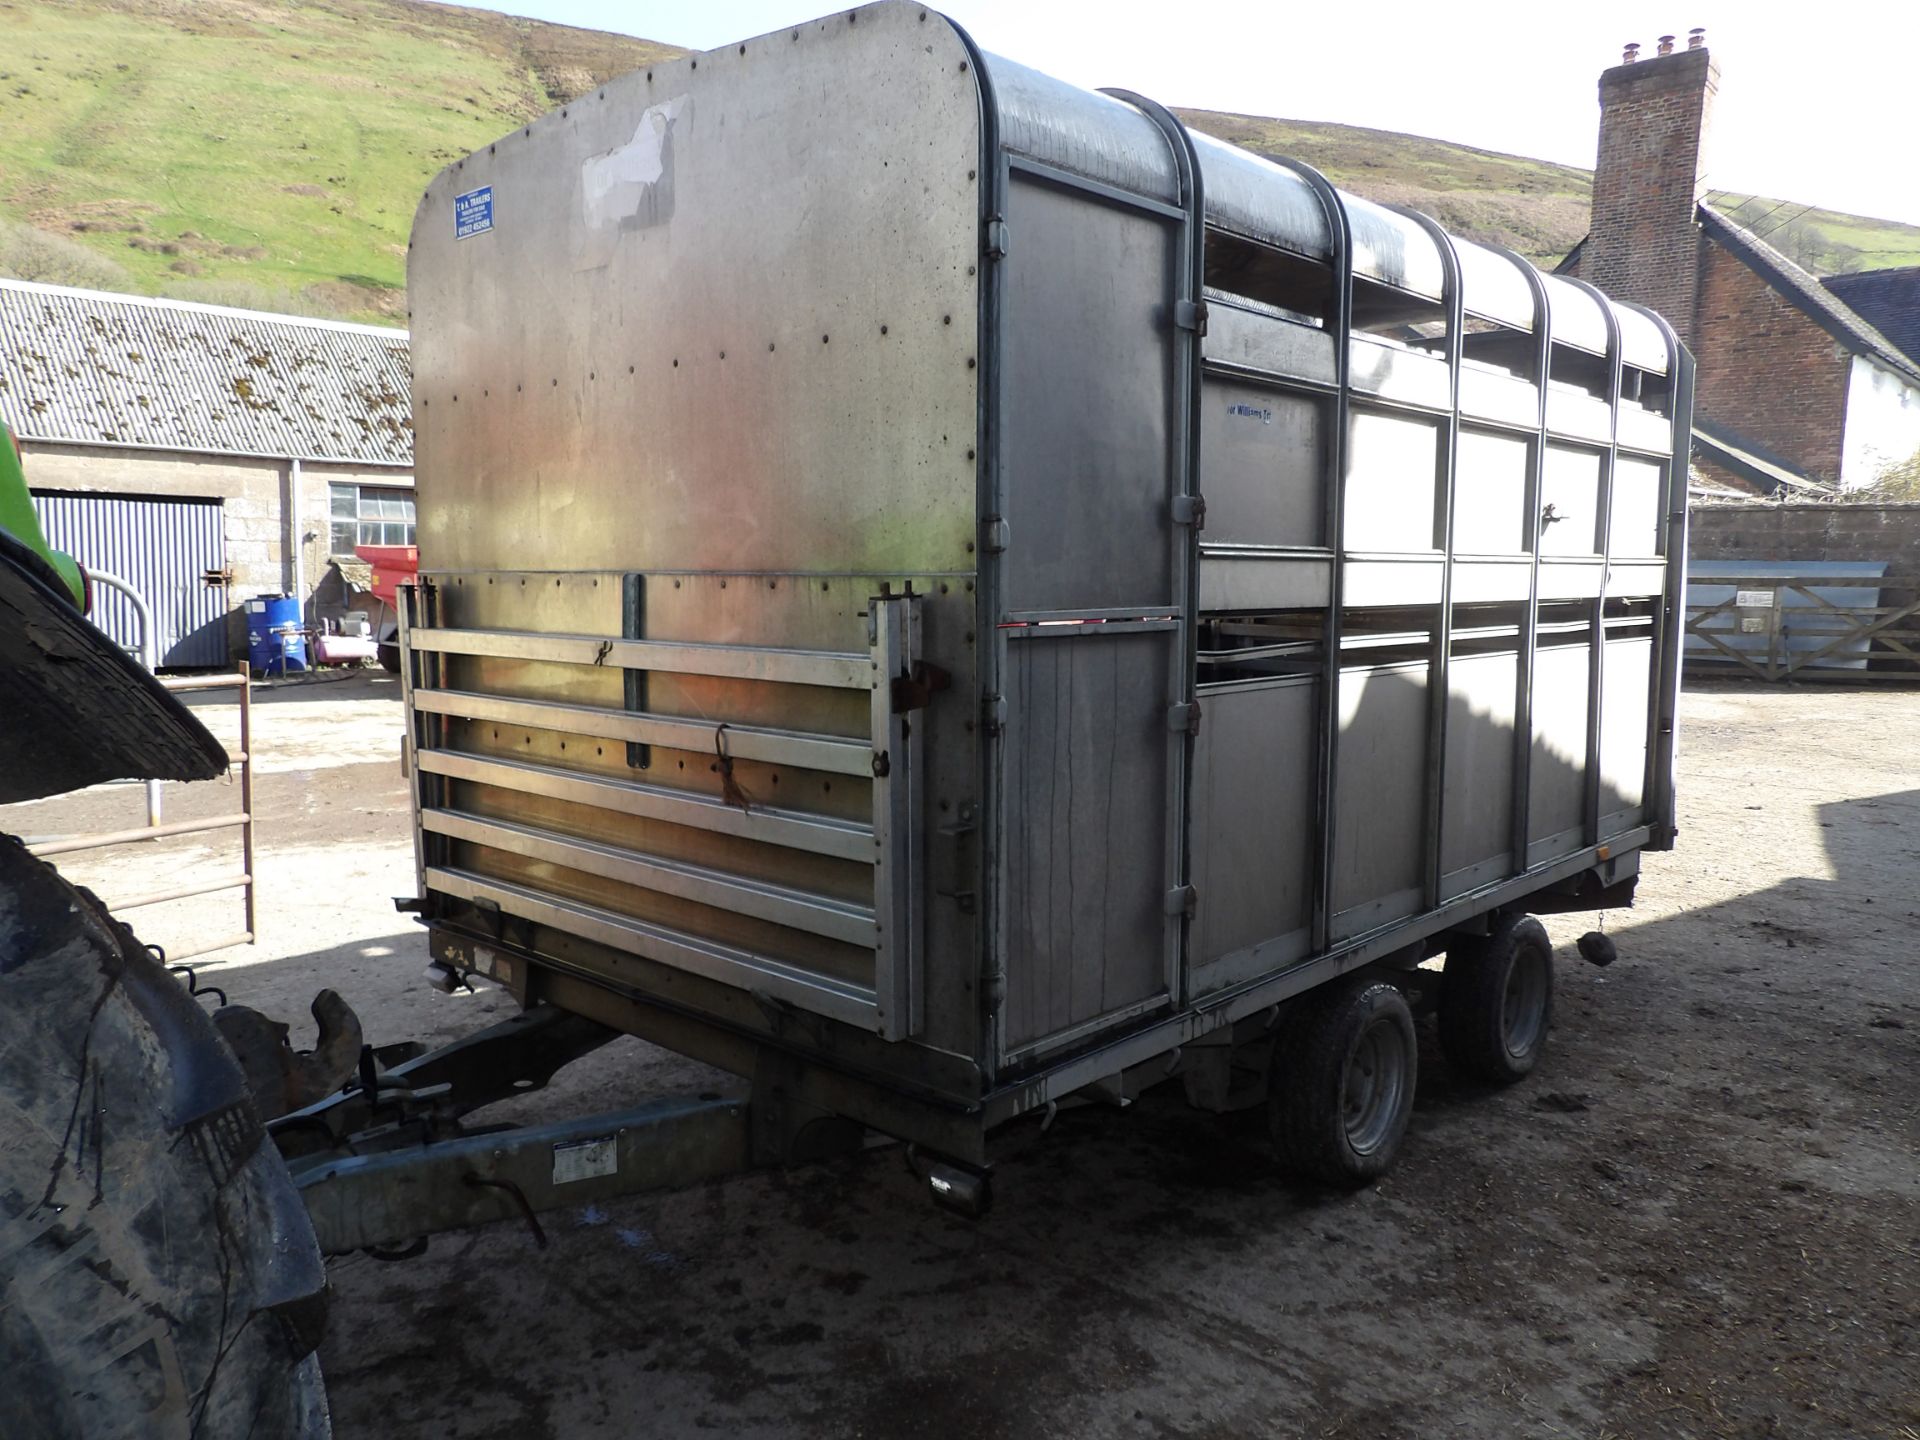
[1177,110,1598,266]
[0,1,1913,324]
[0,0,676,321]
[1181,109,1920,274]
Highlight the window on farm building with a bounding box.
[330,482,415,554]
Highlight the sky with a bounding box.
[443,0,1920,229]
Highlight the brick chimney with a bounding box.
[1585,33,1719,348]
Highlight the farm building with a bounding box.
[1561,34,1920,496]
[0,277,413,666]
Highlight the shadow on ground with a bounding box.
[295,784,1919,1440]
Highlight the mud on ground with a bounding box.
[9,676,1916,1438]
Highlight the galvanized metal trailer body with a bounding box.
[402,3,1690,1168]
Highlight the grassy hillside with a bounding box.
[1178,110,1597,266]
[0,1,1913,324]
[0,0,680,321]
[1180,109,1920,274]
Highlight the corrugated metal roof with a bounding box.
[0,278,412,465]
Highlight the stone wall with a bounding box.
[19,441,411,659]
[1690,502,1920,572]
[1690,502,1920,638]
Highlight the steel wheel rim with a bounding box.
[1343,1019,1409,1155]
[1502,946,1549,1058]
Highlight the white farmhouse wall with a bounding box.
[1840,356,1920,489]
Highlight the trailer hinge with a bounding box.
[1167,700,1202,736]
[1174,299,1208,336]
[1170,494,1206,529]
[981,515,1010,553]
[1164,884,1197,918]
[984,218,1010,260]
[982,693,1007,737]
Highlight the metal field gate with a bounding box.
[31,490,229,669]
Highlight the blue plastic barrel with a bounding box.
[245,594,308,676]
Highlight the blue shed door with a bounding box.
[31,490,230,669]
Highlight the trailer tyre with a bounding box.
[1439,912,1555,1086]
[1268,977,1418,1188]
[0,836,330,1440]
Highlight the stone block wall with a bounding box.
[20,442,410,660]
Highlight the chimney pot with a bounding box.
[1657,34,1676,56]
[1687,27,1706,50]
[1623,41,1641,63]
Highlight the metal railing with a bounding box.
[84,568,167,826]
[1685,574,1920,682]
[27,664,257,962]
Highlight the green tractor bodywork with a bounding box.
[1,419,330,1437]
[0,419,86,610]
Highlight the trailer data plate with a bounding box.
[552,1134,618,1185]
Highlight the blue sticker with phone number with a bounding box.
[454,186,493,240]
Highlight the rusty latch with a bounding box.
[891,660,951,713]
[202,566,234,588]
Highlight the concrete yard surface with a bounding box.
[8,677,1917,1439]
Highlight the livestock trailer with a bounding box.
[398,1,1690,1190]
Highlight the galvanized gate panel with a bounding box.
[404,573,932,1043]
[1000,627,1174,1055]
[1188,676,1317,994]
[31,490,228,668]
[998,178,1175,615]
[992,156,1195,1064]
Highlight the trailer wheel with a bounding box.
[1439,912,1555,1085]
[1268,977,1418,1187]
[0,836,330,1440]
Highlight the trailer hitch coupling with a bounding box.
[212,988,365,1119]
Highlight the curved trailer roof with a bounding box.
[978,47,1672,374]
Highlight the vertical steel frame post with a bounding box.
[1563,277,1623,845]
[1392,208,1464,909]
[237,661,255,945]
[1101,87,1205,1006]
[621,573,650,770]
[951,20,1008,1080]
[869,593,925,1041]
[395,581,431,903]
[1273,159,1353,952]
[1493,246,1552,876]
[1625,303,1692,849]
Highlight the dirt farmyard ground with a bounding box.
[8,673,1916,1439]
